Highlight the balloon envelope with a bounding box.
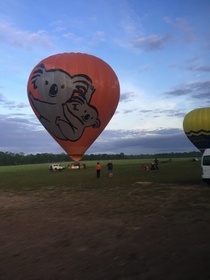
[183,108,210,153]
[27,53,120,161]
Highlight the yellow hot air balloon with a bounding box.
[183,108,210,153]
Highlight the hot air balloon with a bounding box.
[183,108,210,153]
[27,53,120,161]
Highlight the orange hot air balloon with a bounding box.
[27,53,120,161]
[183,108,210,153]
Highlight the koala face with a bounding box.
[31,64,75,104]
[67,96,99,127]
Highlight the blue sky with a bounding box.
[0,0,210,156]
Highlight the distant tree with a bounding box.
[0,150,202,166]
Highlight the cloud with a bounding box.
[62,32,83,42]
[0,21,54,49]
[163,16,196,42]
[120,92,135,102]
[0,94,27,110]
[0,114,61,154]
[89,31,106,45]
[0,113,197,155]
[185,65,210,72]
[0,93,28,110]
[132,34,170,51]
[171,61,210,73]
[87,128,197,154]
[123,109,136,114]
[165,80,210,98]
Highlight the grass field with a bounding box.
[0,158,203,191]
[1,158,210,280]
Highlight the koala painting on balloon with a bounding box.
[28,64,101,141]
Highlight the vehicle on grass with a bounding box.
[49,163,65,171]
[67,163,86,169]
[201,149,210,183]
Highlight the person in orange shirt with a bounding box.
[96,162,101,178]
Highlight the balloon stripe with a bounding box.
[185,130,210,136]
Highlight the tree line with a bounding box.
[0,151,201,166]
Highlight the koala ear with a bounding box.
[92,119,101,128]
[72,96,85,105]
[31,64,47,89]
[32,64,46,76]
[39,63,45,70]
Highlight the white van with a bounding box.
[201,149,210,183]
[49,163,65,171]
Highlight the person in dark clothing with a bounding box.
[151,158,159,170]
[154,158,159,169]
[107,160,113,177]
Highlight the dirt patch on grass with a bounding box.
[135,181,152,186]
[0,184,210,280]
[0,194,34,211]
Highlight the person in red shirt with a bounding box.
[96,162,101,178]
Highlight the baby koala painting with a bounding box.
[28,64,101,141]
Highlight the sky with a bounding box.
[0,0,210,156]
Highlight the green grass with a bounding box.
[0,158,203,192]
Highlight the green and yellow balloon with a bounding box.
[183,108,210,153]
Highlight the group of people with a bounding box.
[95,158,159,178]
[96,160,113,178]
[140,158,159,171]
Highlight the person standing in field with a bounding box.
[154,158,159,170]
[107,160,113,177]
[96,162,101,178]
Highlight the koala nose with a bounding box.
[84,114,90,120]
[49,84,58,97]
